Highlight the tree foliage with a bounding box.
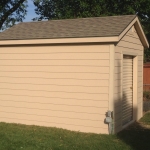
[33,0,150,20]
[0,0,27,30]
[33,0,109,20]
[34,0,150,62]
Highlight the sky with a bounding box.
[25,1,37,22]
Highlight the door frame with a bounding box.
[121,51,138,129]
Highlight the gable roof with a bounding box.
[0,15,137,40]
[0,15,148,48]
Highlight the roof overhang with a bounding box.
[0,16,148,48]
[0,36,119,46]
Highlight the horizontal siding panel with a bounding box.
[0,53,109,60]
[114,104,122,114]
[114,74,121,80]
[0,60,110,66]
[138,56,143,61]
[138,66,142,72]
[138,99,142,105]
[0,77,109,87]
[126,32,141,39]
[137,104,142,119]
[138,92,142,99]
[0,72,110,80]
[121,35,142,45]
[0,83,109,94]
[0,101,107,116]
[114,86,121,94]
[115,66,121,74]
[0,45,110,133]
[116,45,142,53]
[0,95,108,108]
[123,61,133,65]
[0,89,108,101]
[115,80,121,86]
[114,27,144,129]
[0,111,107,128]
[138,77,142,82]
[0,45,110,53]
[115,60,121,67]
[123,57,133,61]
[0,117,108,134]
[0,105,105,120]
[114,93,121,100]
[138,87,142,93]
[138,61,143,66]
[115,53,121,60]
[114,100,121,108]
[0,66,109,73]
[114,110,122,120]
[138,81,142,87]
[117,40,143,50]
[0,100,108,114]
[123,62,133,65]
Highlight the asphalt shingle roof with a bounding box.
[0,15,136,40]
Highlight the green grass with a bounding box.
[140,112,150,125]
[0,113,150,150]
[117,113,150,150]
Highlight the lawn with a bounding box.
[0,113,150,150]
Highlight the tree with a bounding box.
[33,0,150,20]
[33,0,150,61]
[33,0,108,20]
[0,0,27,30]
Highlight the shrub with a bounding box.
[143,91,150,101]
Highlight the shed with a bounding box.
[0,15,148,134]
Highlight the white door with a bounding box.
[122,55,133,125]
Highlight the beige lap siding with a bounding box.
[0,45,110,134]
[114,26,143,133]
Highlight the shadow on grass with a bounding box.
[117,122,150,150]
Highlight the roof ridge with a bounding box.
[21,14,137,24]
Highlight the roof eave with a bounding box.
[118,17,149,48]
[0,36,119,46]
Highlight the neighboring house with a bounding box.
[0,15,148,134]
